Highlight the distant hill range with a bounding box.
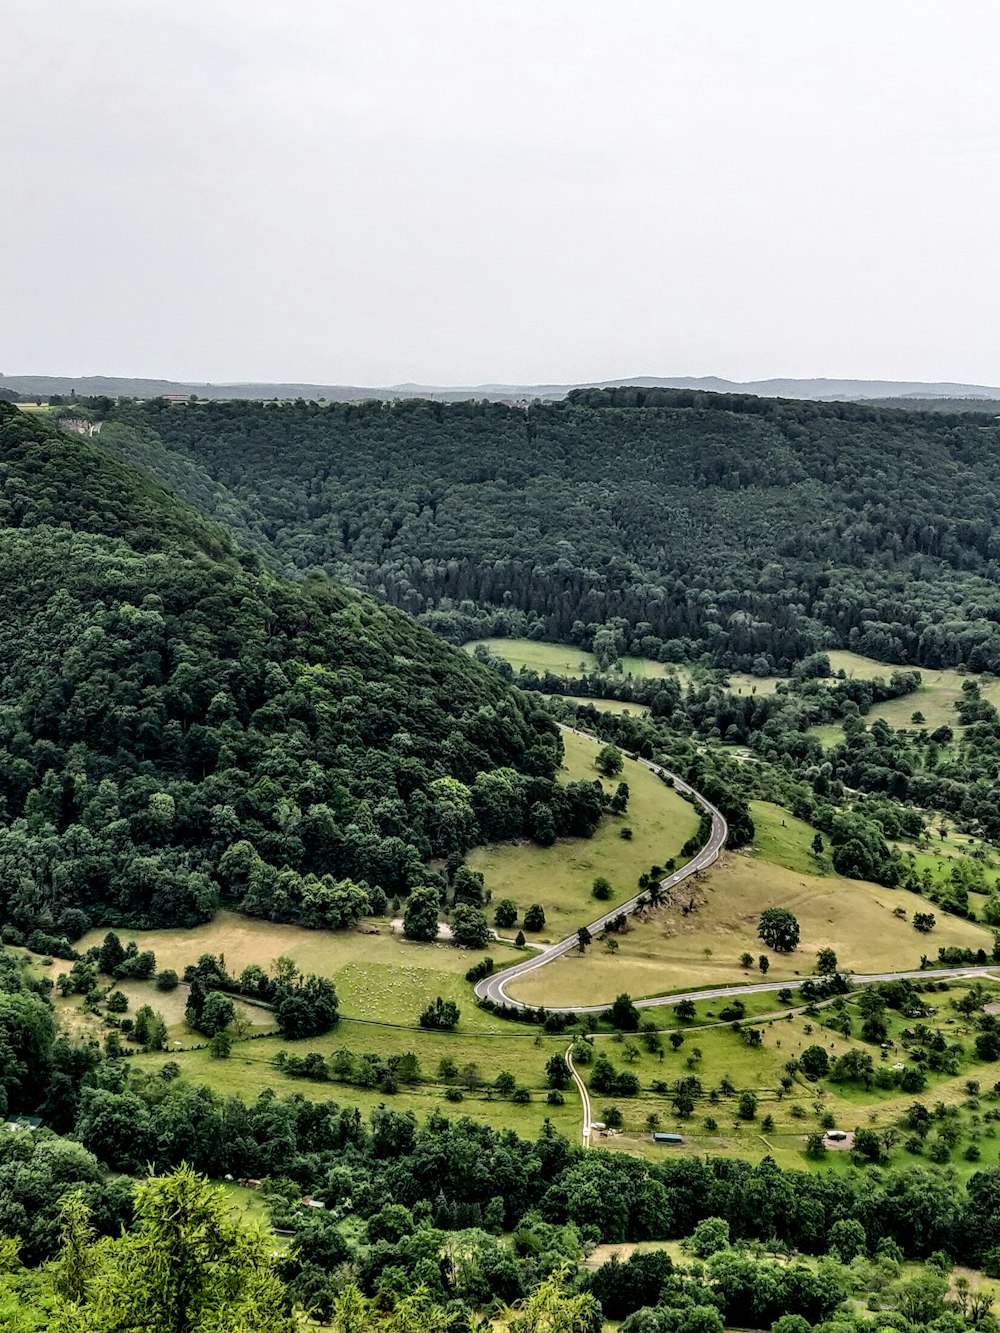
[4,372,1000,405]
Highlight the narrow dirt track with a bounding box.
[565,1042,592,1149]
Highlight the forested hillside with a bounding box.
[0,403,561,946]
[96,390,1000,674]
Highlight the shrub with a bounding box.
[494,899,518,930]
[523,904,546,932]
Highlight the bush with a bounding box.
[523,904,546,932]
[155,969,179,992]
[419,997,460,1030]
[494,899,518,930]
[465,957,494,983]
[592,877,614,902]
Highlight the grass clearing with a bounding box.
[467,728,701,942]
[806,650,1000,743]
[726,673,786,696]
[560,696,650,716]
[578,979,1000,1169]
[749,801,826,875]
[463,638,689,683]
[77,912,521,1030]
[508,847,993,1007]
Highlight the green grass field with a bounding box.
[561,696,651,716]
[466,728,701,942]
[121,968,1000,1175]
[131,1017,583,1141]
[581,977,1000,1172]
[725,673,786,697]
[464,638,690,683]
[508,799,993,1007]
[77,913,522,1031]
[804,650,1000,743]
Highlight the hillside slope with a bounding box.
[99,391,1000,674]
[0,403,561,943]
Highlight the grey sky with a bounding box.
[3,1,999,385]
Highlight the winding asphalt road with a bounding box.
[474,729,1000,1016]
[474,734,729,1012]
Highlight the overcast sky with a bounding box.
[4,1,999,386]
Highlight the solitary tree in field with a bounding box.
[817,947,838,975]
[545,1054,570,1089]
[737,1090,758,1120]
[596,744,623,777]
[606,993,640,1031]
[758,955,769,974]
[577,926,592,953]
[494,898,518,930]
[523,903,546,931]
[495,1070,516,1096]
[758,907,800,953]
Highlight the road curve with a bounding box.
[475,730,729,1012]
[473,728,999,1016]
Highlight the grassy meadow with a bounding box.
[507,800,993,1008]
[130,1015,583,1141]
[466,727,702,942]
[560,695,651,716]
[800,649,1000,744]
[463,637,692,683]
[76,912,522,1031]
[725,673,786,696]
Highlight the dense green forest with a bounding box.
[89,390,1000,673]
[11,394,1000,1330]
[0,403,570,946]
[8,1047,1000,1331]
